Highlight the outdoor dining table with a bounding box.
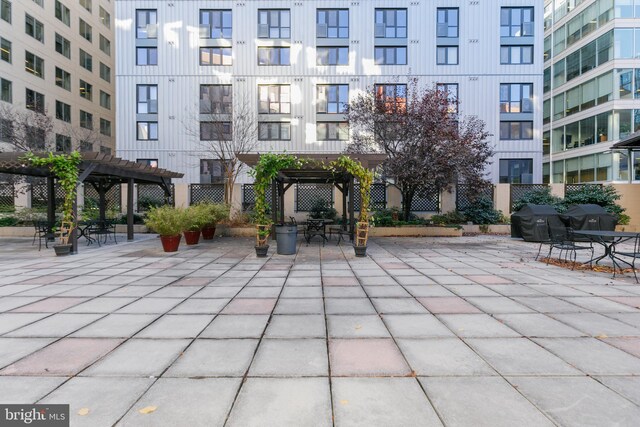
[571,230,640,271]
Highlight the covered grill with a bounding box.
[561,204,617,232]
[511,204,564,242]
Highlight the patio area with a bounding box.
[0,235,640,426]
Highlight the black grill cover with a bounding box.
[511,204,564,242]
[561,204,617,231]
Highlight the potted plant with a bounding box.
[182,205,209,245]
[328,156,374,257]
[23,152,82,256]
[144,205,186,252]
[197,202,230,240]
[249,153,304,257]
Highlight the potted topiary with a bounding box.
[144,205,186,252]
[197,202,230,240]
[249,153,304,257]
[23,152,82,256]
[328,156,374,257]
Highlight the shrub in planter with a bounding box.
[512,187,564,212]
[460,197,505,225]
[430,211,466,225]
[194,202,230,239]
[308,198,338,221]
[144,206,187,252]
[562,184,626,220]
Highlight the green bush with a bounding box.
[143,206,187,236]
[0,216,18,227]
[563,184,625,217]
[430,211,466,225]
[460,197,505,225]
[512,187,564,212]
[308,198,337,221]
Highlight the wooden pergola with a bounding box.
[0,152,183,253]
[238,153,385,238]
[612,132,640,183]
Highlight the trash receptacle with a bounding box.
[275,225,298,255]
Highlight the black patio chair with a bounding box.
[329,224,350,245]
[546,226,594,270]
[32,220,54,251]
[612,234,640,283]
[304,218,327,246]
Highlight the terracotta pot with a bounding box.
[255,245,269,257]
[183,230,201,245]
[202,226,216,240]
[160,234,181,252]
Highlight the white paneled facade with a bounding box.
[116,0,543,184]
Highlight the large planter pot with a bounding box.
[255,245,269,258]
[53,244,72,256]
[201,226,216,240]
[354,245,367,257]
[183,230,201,245]
[160,234,181,252]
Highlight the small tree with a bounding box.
[0,104,54,153]
[347,79,492,220]
[185,91,259,206]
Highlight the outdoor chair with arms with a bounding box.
[32,220,54,251]
[304,218,328,246]
[612,234,640,283]
[546,226,594,270]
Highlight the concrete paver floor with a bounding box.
[1,235,640,426]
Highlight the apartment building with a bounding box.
[116,0,542,186]
[543,0,640,183]
[0,0,115,153]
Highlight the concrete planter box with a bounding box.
[216,225,256,237]
[114,224,148,233]
[370,226,462,237]
[461,224,511,234]
[616,225,640,232]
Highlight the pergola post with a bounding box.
[46,176,56,231]
[348,176,355,241]
[278,180,285,225]
[271,179,278,239]
[127,178,134,241]
[341,181,347,231]
[71,195,78,254]
[98,181,107,223]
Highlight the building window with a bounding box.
[99,35,110,56]
[0,118,13,141]
[79,49,92,71]
[499,121,533,140]
[0,37,10,63]
[437,8,458,38]
[55,101,71,123]
[55,67,71,91]
[136,47,157,65]
[55,1,69,26]
[79,0,91,13]
[79,80,92,101]
[258,9,290,39]
[100,118,111,136]
[80,141,93,152]
[25,51,44,78]
[137,158,158,167]
[137,85,158,114]
[499,159,533,183]
[436,83,459,113]
[79,19,92,42]
[137,122,158,140]
[200,122,232,141]
[317,122,349,140]
[501,7,534,37]
[436,46,458,65]
[258,122,290,140]
[99,6,110,29]
[374,46,407,65]
[375,9,407,38]
[199,47,232,66]
[375,84,407,113]
[25,88,44,113]
[56,134,71,152]
[500,83,533,113]
[317,46,348,65]
[100,146,111,155]
[200,159,225,184]
[1,0,10,24]
[199,10,232,39]
[500,45,533,64]
[258,47,290,66]
[99,91,110,110]
[199,85,232,114]
[1,78,11,103]
[317,9,349,38]
[25,14,44,43]
[258,85,290,114]
[100,63,111,82]
[32,0,43,7]
[55,34,70,59]
[136,10,157,39]
[317,85,348,114]
[79,110,93,129]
